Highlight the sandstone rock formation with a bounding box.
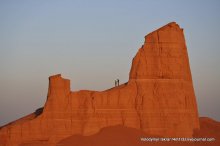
[0,22,200,146]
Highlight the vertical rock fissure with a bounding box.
[134,80,143,129]
[90,92,95,113]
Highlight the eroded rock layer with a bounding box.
[0,22,200,146]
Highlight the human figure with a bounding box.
[117,79,119,86]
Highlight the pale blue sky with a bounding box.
[0,0,220,126]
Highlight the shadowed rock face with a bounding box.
[0,22,200,146]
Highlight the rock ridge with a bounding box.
[0,22,200,146]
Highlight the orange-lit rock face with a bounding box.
[0,22,200,146]
[130,22,191,80]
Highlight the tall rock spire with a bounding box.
[129,22,192,81]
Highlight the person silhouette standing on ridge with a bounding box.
[115,79,119,87]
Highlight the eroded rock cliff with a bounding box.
[0,22,200,146]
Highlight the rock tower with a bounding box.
[0,22,200,146]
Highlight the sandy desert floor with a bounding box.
[57,117,220,146]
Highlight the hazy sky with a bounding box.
[0,0,220,126]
